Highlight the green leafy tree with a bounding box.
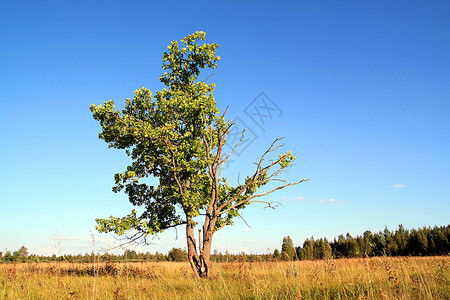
[3,251,13,262]
[90,31,308,278]
[12,251,20,262]
[313,239,322,259]
[17,246,28,262]
[168,247,188,262]
[273,249,281,260]
[31,255,40,263]
[154,251,167,262]
[281,236,296,261]
[317,238,332,259]
[311,238,331,259]
[393,224,409,256]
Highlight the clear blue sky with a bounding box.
[1,0,449,256]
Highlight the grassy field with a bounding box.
[0,256,448,299]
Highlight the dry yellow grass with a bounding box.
[0,256,448,299]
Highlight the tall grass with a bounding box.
[0,256,448,299]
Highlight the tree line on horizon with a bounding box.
[1,224,448,263]
[278,224,449,261]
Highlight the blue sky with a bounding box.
[1,0,449,256]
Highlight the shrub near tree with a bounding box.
[90,31,307,278]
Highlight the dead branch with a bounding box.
[218,179,309,215]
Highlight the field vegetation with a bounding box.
[1,256,448,299]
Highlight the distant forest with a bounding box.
[1,224,448,263]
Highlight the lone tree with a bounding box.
[90,31,308,278]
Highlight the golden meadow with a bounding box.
[1,256,448,299]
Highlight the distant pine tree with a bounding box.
[300,238,315,260]
[281,236,296,261]
[409,229,428,255]
[346,233,361,258]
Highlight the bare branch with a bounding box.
[218,179,309,216]
[97,232,150,253]
[219,126,245,166]
[239,214,252,228]
[201,72,218,83]
[250,200,282,210]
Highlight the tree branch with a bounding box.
[218,179,309,216]
[201,72,218,83]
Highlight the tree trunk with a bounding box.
[186,224,212,278]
